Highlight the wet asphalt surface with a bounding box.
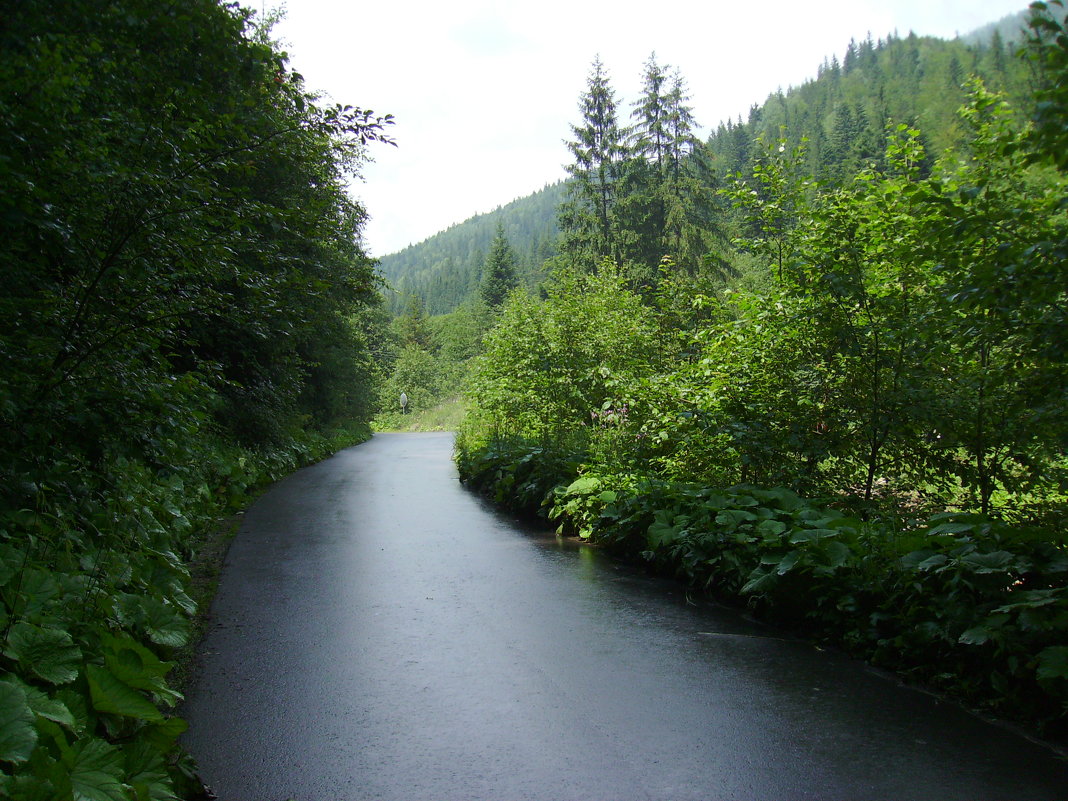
[182,432,1068,800]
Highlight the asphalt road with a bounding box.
[182,432,1067,800]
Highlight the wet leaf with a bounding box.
[4,622,82,684]
[0,680,37,764]
[1036,646,1068,682]
[64,737,125,801]
[86,665,163,722]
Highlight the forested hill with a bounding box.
[377,180,565,315]
[705,14,1032,185]
[382,10,1030,317]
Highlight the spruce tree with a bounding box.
[480,222,519,308]
[631,53,670,169]
[397,294,433,349]
[614,53,672,279]
[561,56,625,269]
[661,69,719,273]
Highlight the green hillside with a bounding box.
[706,25,1033,186]
[377,181,565,315]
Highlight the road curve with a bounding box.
[182,432,1067,801]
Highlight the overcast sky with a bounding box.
[262,0,1030,257]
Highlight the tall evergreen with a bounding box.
[622,57,717,277]
[616,53,673,278]
[560,56,625,269]
[480,221,519,308]
[631,53,671,169]
[661,69,720,272]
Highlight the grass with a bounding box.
[373,396,466,432]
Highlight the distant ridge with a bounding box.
[959,9,1029,46]
[377,180,565,315]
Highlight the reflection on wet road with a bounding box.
[182,432,1067,800]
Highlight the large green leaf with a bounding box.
[141,598,189,648]
[817,540,854,569]
[900,550,948,572]
[756,519,788,538]
[85,665,163,723]
[789,528,838,544]
[4,622,82,684]
[123,741,176,801]
[143,716,188,753]
[0,679,37,764]
[56,687,93,736]
[647,520,682,548]
[715,509,758,529]
[959,550,1016,573]
[1036,646,1068,682]
[64,738,126,801]
[775,550,801,575]
[7,568,60,619]
[563,475,601,496]
[19,680,75,728]
[741,569,778,595]
[102,634,180,707]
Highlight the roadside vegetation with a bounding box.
[458,3,1068,739]
[0,1,391,796]
[4,0,1066,795]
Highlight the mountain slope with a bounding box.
[377,181,565,315]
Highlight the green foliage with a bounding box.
[466,268,660,441]
[0,0,388,793]
[378,345,458,418]
[455,436,585,517]
[479,222,519,309]
[458,36,1068,737]
[374,302,484,431]
[378,183,564,315]
[1025,1,1068,170]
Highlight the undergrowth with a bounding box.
[0,425,369,798]
[457,435,1068,741]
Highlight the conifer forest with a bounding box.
[2,0,1067,795]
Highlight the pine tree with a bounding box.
[615,53,673,278]
[631,52,671,169]
[396,294,433,349]
[664,69,699,181]
[561,56,625,269]
[480,222,519,308]
[661,70,719,273]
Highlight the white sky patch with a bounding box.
[261,0,1031,256]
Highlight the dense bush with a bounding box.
[0,0,388,795]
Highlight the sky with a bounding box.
[261,0,1031,257]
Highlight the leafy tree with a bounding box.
[380,345,451,417]
[0,0,393,792]
[723,135,812,283]
[467,269,659,441]
[924,83,1068,513]
[1025,0,1068,170]
[395,294,434,349]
